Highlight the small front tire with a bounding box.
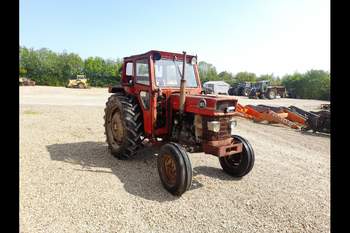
[219,135,255,177]
[157,143,192,196]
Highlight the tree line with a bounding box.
[20,47,122,87]
[20,47,330,100]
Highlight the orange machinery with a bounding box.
[236,103,306,129]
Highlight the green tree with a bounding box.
[301,70,330,100]
[20,47,41,81]
[233,72,257,84]
[198,61,218,84]
[19,66,27,77]
[59,52,84,83]
[281,70,330,100]
[218,71,235,85]
[84,57,121,87]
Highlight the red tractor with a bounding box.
[104,50,255,196]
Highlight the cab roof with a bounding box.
[124,50,196,61]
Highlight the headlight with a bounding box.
[229,119,237,135]
[207,121,220,132]
[199,99,206,108]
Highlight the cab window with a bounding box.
[136,59,150,85]
[126,62,133,76]
[122,62,133,84]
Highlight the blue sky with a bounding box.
[20,0,330,77]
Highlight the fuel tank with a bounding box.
[170,93,240,116]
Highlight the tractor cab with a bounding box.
[254,80,270,91]
[110,50,240,137]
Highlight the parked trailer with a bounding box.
[203,81,230,95]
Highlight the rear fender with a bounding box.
[108,85,125,94]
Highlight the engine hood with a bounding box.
[170,93,239,116]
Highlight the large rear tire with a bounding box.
[104,93,144,160]
[243,87,250,96]
[157,143,192,196]
[219,135,255,177]
[267,89,276,99]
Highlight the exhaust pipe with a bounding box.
[179,51,186,114]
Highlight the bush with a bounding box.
[282,70,330,100]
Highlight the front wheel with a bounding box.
[219,135,255,177]
[157,143,192,196]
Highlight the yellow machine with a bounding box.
[66,75,89,88]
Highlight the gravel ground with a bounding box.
[20,86,330,233]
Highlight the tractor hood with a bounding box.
[170,93,239,116]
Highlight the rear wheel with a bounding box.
[219,135,255,177]
[157,143,192,196]
[243,87,250,96]
[267,89,276,99]
[248,89,256,99]
[78,83,85,89]
[104,93,144,159]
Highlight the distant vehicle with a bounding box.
[203,81,230,95]
[66,75,89,88]
[228,82,252,96]
[248,80,287,99]
[19,77,36,86]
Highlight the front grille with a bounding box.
[202,116,231,141]
[216,100,236,112]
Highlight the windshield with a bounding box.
[154,59,198,87]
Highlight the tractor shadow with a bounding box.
[47,141,241,201]
[47,141,177,202]
[193,166,242,181]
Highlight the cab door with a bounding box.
[133,58,157,137]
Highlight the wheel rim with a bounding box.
[110,110,124,144]
[224,153,242,168]
[161,154,177,186]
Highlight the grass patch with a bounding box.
[23,110,41,115]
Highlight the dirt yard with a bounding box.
[20,86,330,233]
